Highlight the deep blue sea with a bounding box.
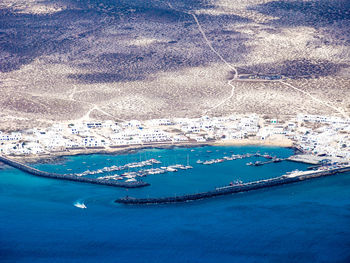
[1,146,350,263]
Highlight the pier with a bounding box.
[247,158,284,166]
[115,165,350,205]
[0,155,149,188]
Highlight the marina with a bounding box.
[1,149,284,187]
[196,152,285,167]
[116,164,350,205]
[76,158,162,176]
[1,145,350,262]
[1,0,350,260]
[95,160,193,180]
[0,147,319,191]
[0,155,149,188]
[196,152,277,166]
[1,0,350,259]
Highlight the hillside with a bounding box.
[1,0,350,130]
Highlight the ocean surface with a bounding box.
[1,145,350,263]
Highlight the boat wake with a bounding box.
[74,201,87,209]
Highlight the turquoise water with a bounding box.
[1,146,350,262]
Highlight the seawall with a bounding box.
[0,155,149,188]
[116,166,350,204]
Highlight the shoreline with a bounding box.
[212,138,293,148]
[3,138,295,164]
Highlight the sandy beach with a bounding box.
[5,136,294,163]
[213,136,294,148]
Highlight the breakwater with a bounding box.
[116,166,350,204]
[0,155,149,188]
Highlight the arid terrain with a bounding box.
[1,0,350,130]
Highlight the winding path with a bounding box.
[190,13,239,78]
[80,105,115,122]
[204,79,236,114]
[279,81,348,119]
[68,85,78,101]
[67,85,116,121]
[168,3,239,114]
[168,3,349,118]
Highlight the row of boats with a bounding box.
[196,154,250,165]
[97,164,193,182]
[196,152,283,166]
[246,158,283,166]
[75,152,281,182]
[76,158,162,176]
[196,153,265,165]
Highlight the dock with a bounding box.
[287,154,333,165]
[115,165,350,205]
[0,155,149,188]
[247,158,284,166]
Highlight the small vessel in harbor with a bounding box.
[97,174,123,180]
[74,202,87,209]
[125,178,137,182]
[262,154,273,159]
[253,161,263,166]
[175,164,186,170]
[166,167,178,172]
[273,158,283,163]
[227,179,243,187]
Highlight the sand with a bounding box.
[6,137,294,163]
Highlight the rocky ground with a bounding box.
[0,0,349,131]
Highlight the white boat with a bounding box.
[167,167,178,172]
[74,202,87,209]
[150,158,161,164]
[125,178,137,182]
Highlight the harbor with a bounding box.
[116,164,350,205]
[1,149,286,186]
[0,147,326,191]
[0,155,149,188]
[1,145,350,263]
[2,145,350,204]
